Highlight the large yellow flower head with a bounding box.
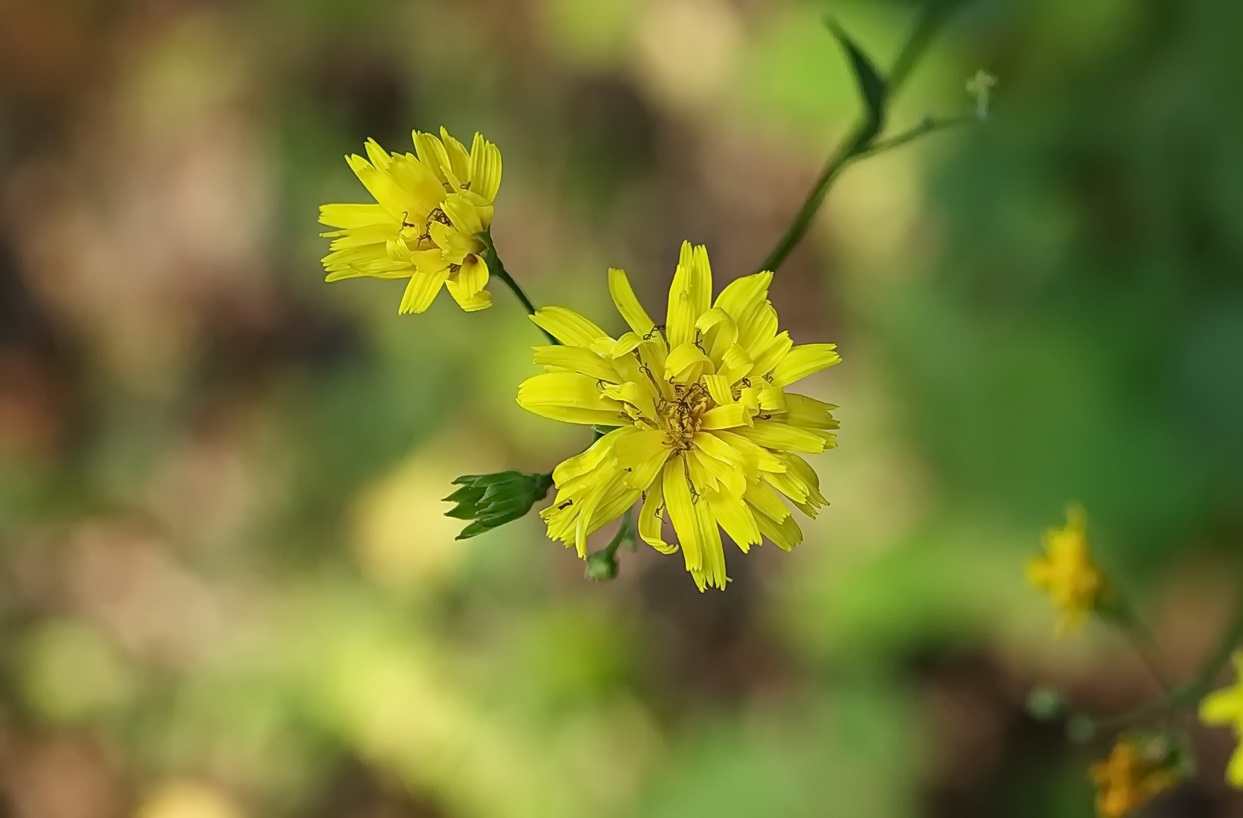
[516,242,840,591]
[1199,651,1243,787]
[319,128,502,314]
[1027,503,1107,635]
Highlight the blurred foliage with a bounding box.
[0,0,1240,817]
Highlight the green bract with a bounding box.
[444,471,554,540]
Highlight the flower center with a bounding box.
[656,382,714,452]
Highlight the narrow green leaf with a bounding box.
[825,18,887,149]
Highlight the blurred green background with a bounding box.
[1,0,1241,816]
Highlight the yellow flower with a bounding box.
[1200,651,1243,787]
[516,242,840,591]
[319,128,502,314]
[1089,735,1179,818]
[1026,503,1107,635]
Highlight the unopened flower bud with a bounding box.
[584,550,619,582]
[444,471,554,539]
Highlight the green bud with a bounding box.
[584,550,619,582]
[1066,714,1097,745]
[1143,730,1196,778]
[1025,687,1066,721]
[443,471,554,539]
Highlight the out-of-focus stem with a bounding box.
[479,231,556,345]
[757,0,968,275]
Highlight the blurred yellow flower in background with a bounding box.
[517,242,839,591]
[320,128,502,313]
[1089,735,1179,818]
[1199,651,1243,786]
[1027,503,1106,635]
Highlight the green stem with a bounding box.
[1110,595,1175,695]
[756,0,967,274]
[601,508,636,559]
[479,232,556,345]
[848,115,976,163]
[584,508,635,581]
[1185,594,1243,701]
[1093,586,1243,732]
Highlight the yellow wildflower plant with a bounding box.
[1199,651,1243,787]
[319,128,502,314]
[516,242,840,591]
[1089,735,1180,818]
[1027,503,1107,635]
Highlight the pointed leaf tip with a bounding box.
[825,18,887,147]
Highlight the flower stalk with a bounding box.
[477,231,557,345]
[757,0,970,275]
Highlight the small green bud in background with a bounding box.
[444,471,554,540]
[1026,686,1066,721]
[1066,713,1097,745]
[965,69,997,121]
[1165,733,1197,779]
[584,550,619,582]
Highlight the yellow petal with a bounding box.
[690,446,745,497]
[692,488,728,590]
[530,306,610,347]
[398,268,450,314]
[735,420,827,453]
[444,279,492,312]
[443,193,485,237]
[713,271,772,325]
[552,428,627,484]
[319,203,390,229]
[1025,557,1053,590]
[468,132,503,202]
[412,130,453,185]
[663,458,702,572]
[1228,745,1243,787]
[516,372,622,425]
[710,430,786,472]
[695,307,739,363]
[600,380,658,420]
[755,509,803,551]
[363,138,392,170]
[453,253,489,296]
[584,482,643,548]
[785,393,840,429]
[613,429,670,490]
[718,343,754,384]
[639,475,677,554]
[749,331,793,378]
[665,242,712,347]
[702,374,735,407]
[707,488,761,552]
[386,153,445,212]
[700,404,753,431]
[532,345,617,382]
[743,481,792,522]
[345,154,408,219]
[737,303,779,359]
[438,126,472,184]
[608,267,656,336]
[1201,687,1243,726]
[664,342,713,382]
[770,344,841,387]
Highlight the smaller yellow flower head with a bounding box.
[1026,504,1107,635]
[1199,651,1243,787]
[319,128,502,314]
[1089,735,1179,818]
